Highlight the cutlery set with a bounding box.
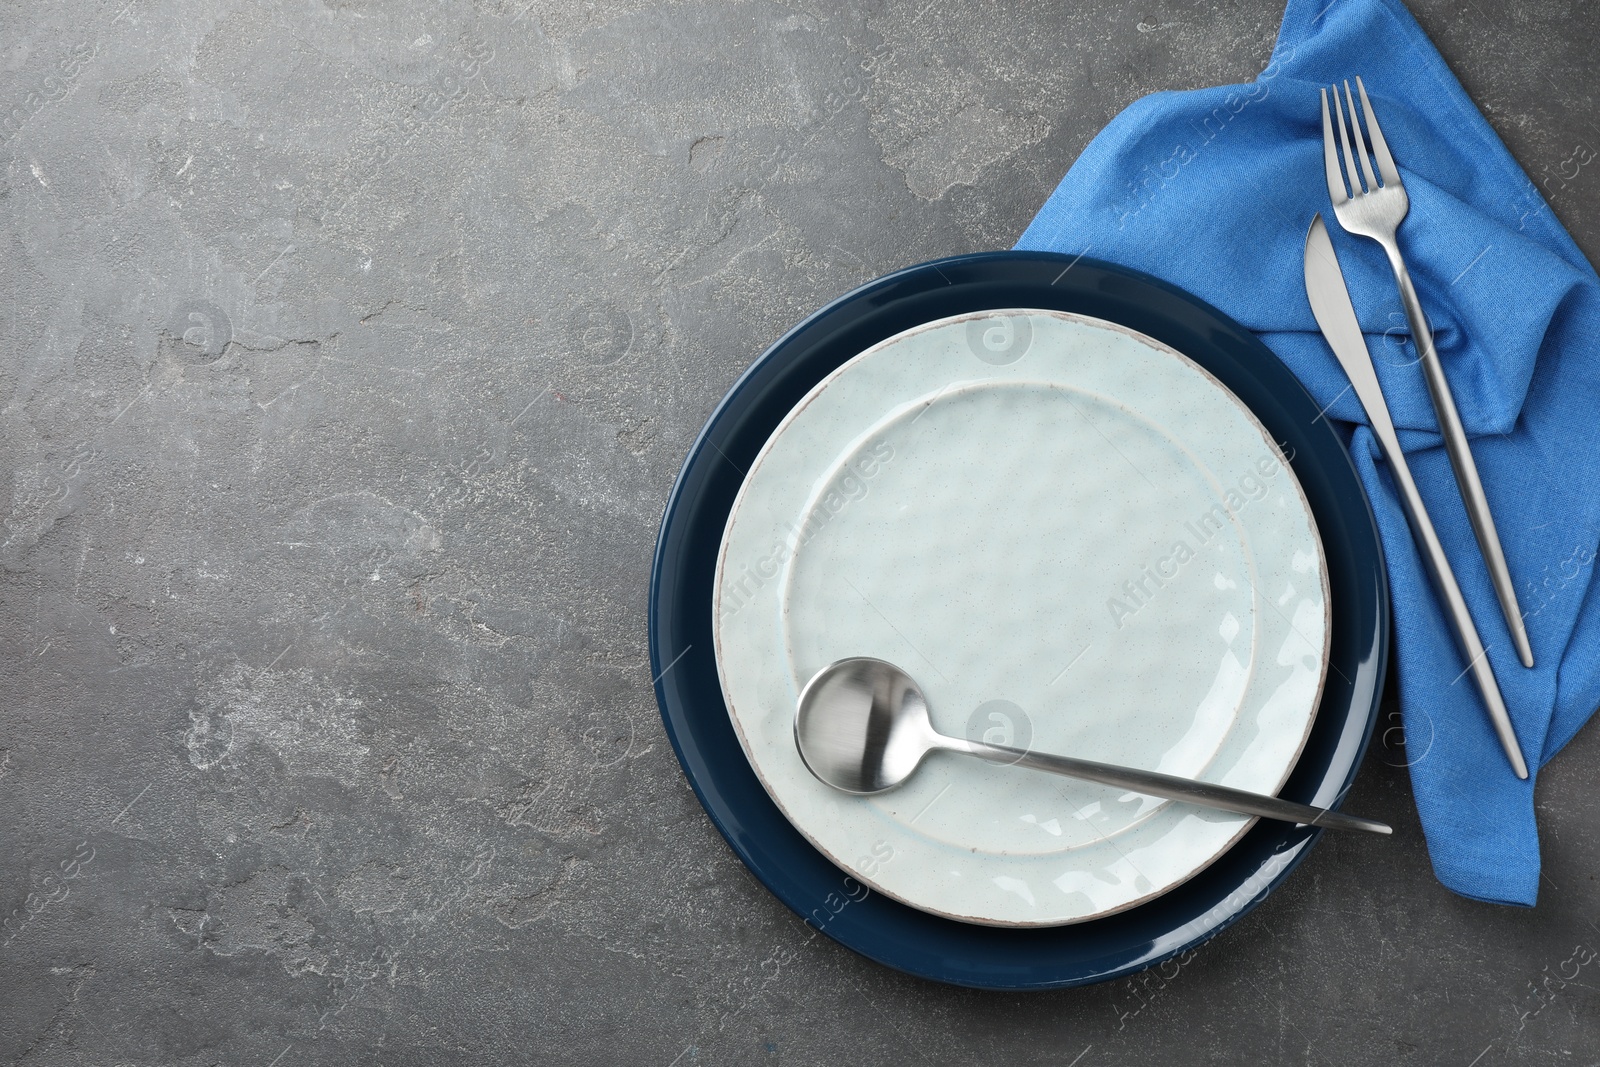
[1310,77,1530,778]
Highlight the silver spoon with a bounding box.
[795,657,1390,836]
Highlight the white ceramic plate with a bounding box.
[713,309,1330,927]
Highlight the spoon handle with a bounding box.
[959,740,1391,835]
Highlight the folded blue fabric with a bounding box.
[1017,0,1600,905]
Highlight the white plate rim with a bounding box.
[713,307,1332,926]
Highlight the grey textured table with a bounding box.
[3,0,1598,1063]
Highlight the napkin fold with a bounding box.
[1017,0,1600,904]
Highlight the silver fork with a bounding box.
[1321,77,1534,669]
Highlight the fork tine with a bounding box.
[1331,84,1364,194]
[1355,76,1401,187]
[1320,89,1349,205]
[1342,80,1381,193]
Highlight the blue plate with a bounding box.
[648,251,1388,990]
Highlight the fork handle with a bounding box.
[1381,243,1536,669]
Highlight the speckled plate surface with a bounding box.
[713,309,1330,927]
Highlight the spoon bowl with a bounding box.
[795,656,939,793]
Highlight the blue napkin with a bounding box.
[1018,0,1600,905]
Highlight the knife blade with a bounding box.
[1303,214,1528,779]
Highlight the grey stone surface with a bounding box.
[1,0,1597,1063]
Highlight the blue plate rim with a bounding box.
[648,249,1390,990]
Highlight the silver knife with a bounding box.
[1303,214,1528,779]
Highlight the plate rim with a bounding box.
[709,305,1334,927]
[648,249,1389,990]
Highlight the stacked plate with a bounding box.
[649,252,1387,989]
